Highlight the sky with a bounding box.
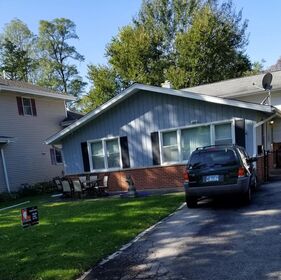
[0,0,280,85]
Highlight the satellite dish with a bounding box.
[262,72,273,90]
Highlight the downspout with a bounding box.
[0,147,10,193]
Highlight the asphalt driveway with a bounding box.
[84,182,281,280]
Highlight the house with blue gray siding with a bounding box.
[46,83,280,190]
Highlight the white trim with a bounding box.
[1,148,10,193]
[158,131,163,166]
[22,97,33,116]
[254,113,277,128]
[231,119,236,144]
[45,83,275,145]
[87,136,122,172]
[0,85,76,101]
[158,119,234,165]
[253,121,257,156]
[160,130,180,165]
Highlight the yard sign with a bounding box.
[21,206,39,228]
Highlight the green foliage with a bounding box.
[18,182,55,197]
[244,60,265,76]
[168,3,251,88]
[0,193,183,280]
[83,0,252,111]
[37,18,86,97]
[79,64,124,112]
[0,19,37,81]
[107,25,166,85]
[0,39,33,81]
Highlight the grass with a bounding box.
[0,193,184,280]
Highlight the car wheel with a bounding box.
[252,175,258,191]
[186,196,197,208]
[241,187,252,205]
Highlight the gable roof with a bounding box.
[46,83,275,145]
[61,110,85,127]
[182,70,281,98]
[0,77,76,101]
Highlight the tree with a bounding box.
[268,57,281,72]
[0,39,32,81]
[79,65,124,112]
[167,3,251,88]
[0,19,36,81]
[106,25,165,86]
[37,18,86,97]
[83,0,252,111]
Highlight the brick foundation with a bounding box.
[68,155,273,192]
[68,164,186,192]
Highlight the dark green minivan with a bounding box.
[183,145,258,208]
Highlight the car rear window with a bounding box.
[188,149,238,170]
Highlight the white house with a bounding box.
[0,78,77,193]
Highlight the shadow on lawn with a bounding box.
[88,183,281,280]
[0,194,183,280]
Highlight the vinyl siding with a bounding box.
[0,91,65,192]
[0,150,6,192]
[62,90,265,174]
[234,91,281,144]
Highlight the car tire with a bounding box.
[252,175,258,191]
[186,196,197,208]
[241,186,252,205]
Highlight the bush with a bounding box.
[18,181,55,197]
[0,192,17,202]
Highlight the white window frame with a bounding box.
[159,119,236,165]
[22,97,33,116]
[87,136,123,172]
[54,147,63,165]
[160,129,180,165]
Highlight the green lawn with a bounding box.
[0,193,184,280]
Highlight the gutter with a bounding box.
[0,85,76,101]
[45,83,275,145]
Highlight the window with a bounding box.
[106,139,121,168]
[50,147,63,165]
[162,131,179,163]
[55,148,63,164]
[188,149,238,170]
[159,121,234,164]
[91,141,105,169]
[181,126,211,160]
[22,98,32,115]
[17,97,37,116]
[214,123,232,145]
[90,138,121,170]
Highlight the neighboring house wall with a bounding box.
[232,91,281,145]
[0,150,6,193]
[0,91,65,192]
[62,91,265,175]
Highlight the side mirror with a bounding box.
[247,157,258,163]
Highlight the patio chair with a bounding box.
[53,178,63,192]
[79,176,87,188]
[89,175,98,183]
[96,175,109,196]
[72,179,85,198]
[61,180,73,197]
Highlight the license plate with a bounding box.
[205,175,220,182]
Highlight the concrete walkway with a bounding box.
[84,182,281,280]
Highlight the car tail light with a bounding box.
[238,166,246,177]
[183,170,189,182]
